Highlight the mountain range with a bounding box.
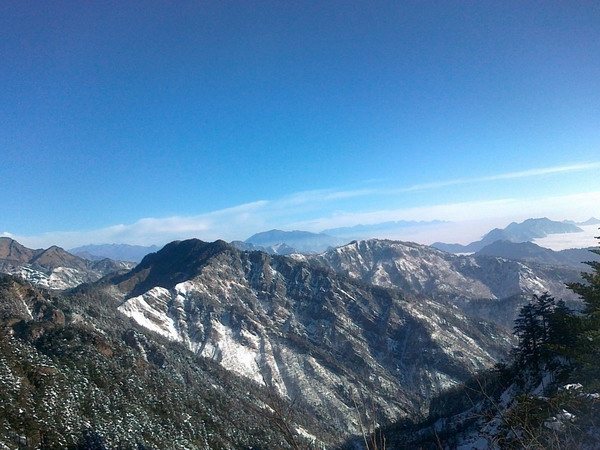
[321,219,448,239]
[109,238,517,436]
[302,239,581,329]
[432,217,587,253]
[39,216,597,264]
[69,243,162,262]
[0,224,596,447]
[0,237,133,290]
[243,229,349,253]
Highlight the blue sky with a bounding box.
[2,1,600,248]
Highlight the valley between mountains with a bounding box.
[0,226,597,448]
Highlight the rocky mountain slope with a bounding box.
[0,237,133,290]
[0,274,333,448]
[358,252,600,449]
[307,239,579,302]
[107,239,513,436]
[1,235,589,447]
[304,239,581,329]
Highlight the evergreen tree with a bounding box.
[513,293,577,371]
[566,237,600,387]
[514,301,543,369]
[545,299,576,357]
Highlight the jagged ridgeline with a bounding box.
[0,236,592,448]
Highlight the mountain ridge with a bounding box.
[69,243,161,262]
[245,229,348,253]
[108,238,514,435]
[433,217,585,253]
[0,237,133,290]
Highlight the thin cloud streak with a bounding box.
[256,162,600,206]
[382,161,600,195]
[5,162,599,249]
[8,190,599,250]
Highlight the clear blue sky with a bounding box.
[2,1,600,247]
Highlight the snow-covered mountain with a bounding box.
[304,239,581,329]
[307,239,579,301]
[0,274,333,448]
[108,238,513,434]
[1,234,593,447]
[0,237,133,289]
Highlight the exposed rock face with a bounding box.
[307,240,579,301]
[112,239,513,434]
[0,237,134,290]
[305,239,581,328]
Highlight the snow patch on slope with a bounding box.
[118,287,182,341]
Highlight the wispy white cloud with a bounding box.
[254,162,600,205]
[8,163,600,249]
[399,162,600,193]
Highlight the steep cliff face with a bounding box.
[113,239,513,434]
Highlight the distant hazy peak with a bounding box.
[245,229,347,253]
[69,243,161,263]
[433,217,584,254]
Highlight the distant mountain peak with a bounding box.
[69,243,161,263]
[0,238,133,290]
[0,236,37,263]
[244,229,348,253]
[433,217,584,254]
[577,217,600,226]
